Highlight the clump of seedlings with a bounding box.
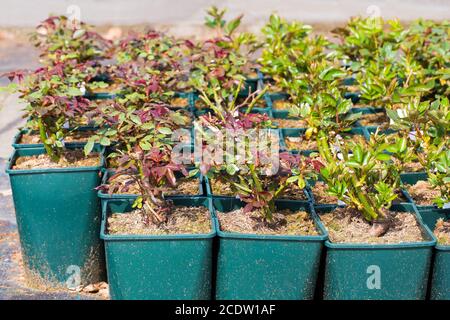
[3,64,101,167]
[31,15,112,65]
[106,148,211,235]
[388,96,450,207]
[193,85,322,234]
[316,132,426,243]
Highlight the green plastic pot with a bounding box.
[84,92,117,100]
[169,92,192,110]
[343,92,360,103]
[342,77,356,86]
[366,127,398,136]
[12,127,98,150]
[213,197,327,300]
[101,196,216,300]
[267,92,290,117]
[400,171,428,185]
[413,208,450,300]
[317,203,436,300]
[431,244,450,300]
[400,172,445,211]
[6,146,106,287]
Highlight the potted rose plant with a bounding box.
[192,88,327,300]
[316,133,436,299]
[100,129,216,299]
[3,65,106,288]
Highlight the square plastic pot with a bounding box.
[6,146,106,287]
[317,203,436,300]
[400,172,446,212]
[267,92,290,117]
[84,92,117,100]
[101,196,216,300]
[343,92,360,103]
[213,197,327,300]
[169,92,192,110]
[412,208,450,300]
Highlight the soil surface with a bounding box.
[107,206,211,235]
[171,97,189,108]
[320,207,426,244]
[285,136,317,151]
[280,184,308,200]
[272,100,290,110]
[195,99,207,110]
[274,118,307,128]
[399,160,424,173]
[19,130,95,144]
[338,133,367,146]
[358,112,389,126]
[405,180,440,205]
[434,219,450,246]
[312,181,339,204]
[12,150,100,170]
[217,208,318,235]
[210,179,235,196]
[88,82,122,94]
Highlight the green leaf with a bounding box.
[130,114,142,125]
[376,153,391,161]
[72,29,86,39]
[319,67,346,81]
[99,136,111,146]
[286,176,298,183]
[297,176,306,189]
[188,169,199,178]
[226,164,239,175]
[139,140,151,150]
[66,87,83,97]
[157,127,173,135]
[84,139,95,156]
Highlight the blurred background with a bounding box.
[0,0,449,158]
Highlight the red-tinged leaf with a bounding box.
[243,203,254,213]
[165,169,177,187]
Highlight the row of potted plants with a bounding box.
[2,9,449,299]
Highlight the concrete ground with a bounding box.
[0,0,449,300]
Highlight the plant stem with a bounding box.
[38,117,59,162]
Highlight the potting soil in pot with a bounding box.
[217,209,318,235]
[105,175,199,195]
[311,181,339,204]
[107,206,211,235]
[406,180,440,205]
[434,219,450,245]
[321,207,426,244]
[12,150,101,169]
